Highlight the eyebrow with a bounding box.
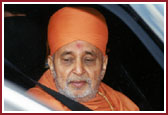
[60,50,97,57]
[85,50,97,57]
[60,51,73,57]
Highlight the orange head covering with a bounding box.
[48,7,108,56]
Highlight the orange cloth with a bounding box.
[27,70,139,111]
[48,7,108,56]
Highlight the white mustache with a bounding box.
[51,70,92,85]
[67,75,91,85]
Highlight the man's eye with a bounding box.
[61,58,74,65]
[84,58,95,62]
[85,59,93,61]
[63,58,72,62]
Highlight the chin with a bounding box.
[57,83,99,102]
[74,93,97,102]
[68,88,98,102]
[59,87,97,102]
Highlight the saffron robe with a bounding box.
[28,70,139,111]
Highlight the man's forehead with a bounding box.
[54,40,103,56]
[76,42,83,49]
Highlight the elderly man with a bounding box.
[28,6,139,111]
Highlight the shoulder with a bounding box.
[100,82,139,111]
[115,91,139,111]
[27,70,68,110]
[27,69,56,102]
[27,87,69,110]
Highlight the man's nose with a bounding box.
[73,60,85,75]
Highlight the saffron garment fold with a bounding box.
[28,70,139,111]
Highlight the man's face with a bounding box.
[48,40,108,102]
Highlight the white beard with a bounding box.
[52,70,101,102]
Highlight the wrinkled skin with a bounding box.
[48,40,108,102]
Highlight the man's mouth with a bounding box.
[69,81,87,88]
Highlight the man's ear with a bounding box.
[48,55,54,72]
[101,55,108,80]
[48,55,57,79]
